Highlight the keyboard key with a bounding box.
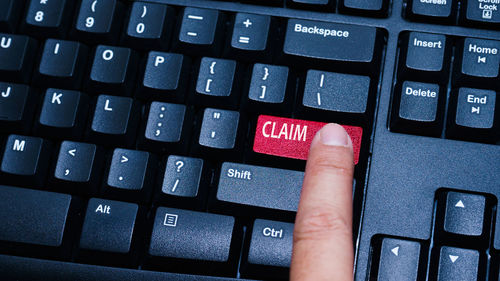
[87,95,139,146]
[196,109,242,159]
[399,32,451,81]
[436,246,479,281]
[227,13,271,60]
[376,238,421,281]
[453,38,500,87]
[0,0,23,32]
[215,162,303,218]
[103,148,155,203]
[339,0,389,17]
[35,89,89,139]
[302,70,371,117]
[73,0,124,43]
[243,219,293,278]
[175,7,224,56]
[22,0,73,37]
[442,192,486,237]
[122,2,174,50]
[0,82,35,134]
[194,57,239,108]
[139,52,190,102]
[406,0,457,23]
[139,102,191,153]
[283,19,382,73]
[34,39,88,89]
[79,198,138,265]
[287,0,336,11]
[87,45,138,96]
[52,141,103,195]
[148,207,237,275]
[0,34,37,83]
[0,186,71,258]
[461,0,500,28]
[446,88,497,142]
[244,64,292,114]
[390,81,444,136]
[158,156,207,209]
[253,115,363,164]
[0,135,51,187]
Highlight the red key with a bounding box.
[253,115,363,164]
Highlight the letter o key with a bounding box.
[102,50,114,61]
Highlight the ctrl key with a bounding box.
[242,219,294,279]
[147,207,239,276]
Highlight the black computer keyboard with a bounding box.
[0,0,499,280]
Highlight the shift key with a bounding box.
[216,162,304,214]
[283,19,382,72]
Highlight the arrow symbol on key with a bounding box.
[449,255,459,263]
[455,200,465,208]
[68,149,76,157]
[391,246,400,256]
[121,155,128,163]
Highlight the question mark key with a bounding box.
[161,156,205,202]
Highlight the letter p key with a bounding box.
[154,56,165,67]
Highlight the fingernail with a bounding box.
[319,124,351,147]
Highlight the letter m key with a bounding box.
[13,139,26,151]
